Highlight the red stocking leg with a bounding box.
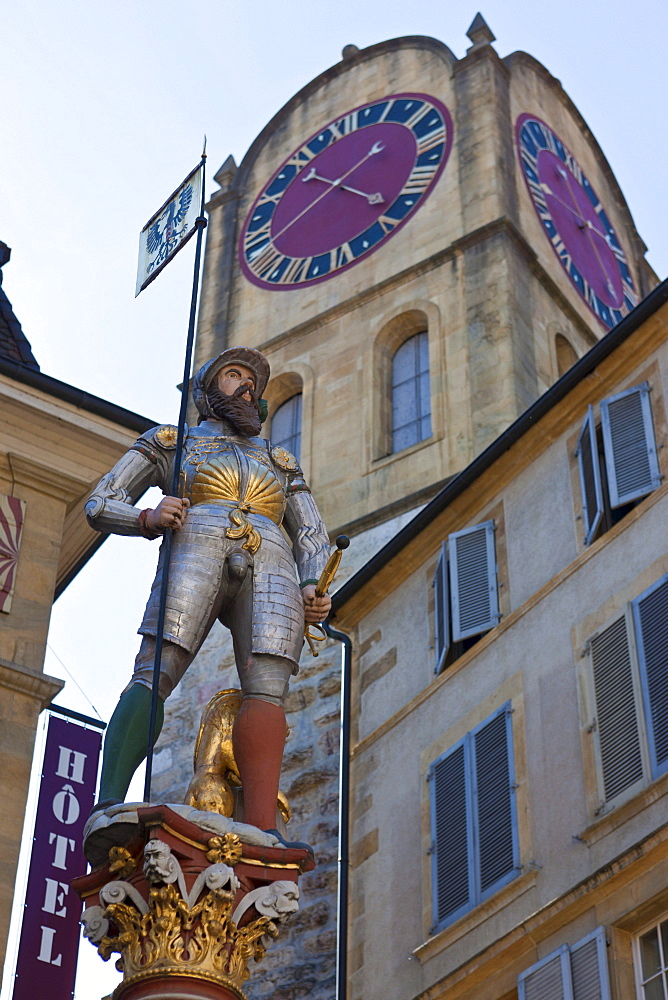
[232,697,286,831]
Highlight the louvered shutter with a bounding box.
[576,406,604,546]
[518,929,611,1000]
[633,574,668,779]
[449,521,499,641]
[600,382,661,507]
[570,927,611,1000]
[473,707,518,896]
[590,615,644,801]
[518,948,570,1000]
[430,742,471,929]
[430,704,518,934]
[433,542,450,673]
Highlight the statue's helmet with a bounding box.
[193,347,271,419]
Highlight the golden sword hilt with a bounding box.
[305,535,350,657]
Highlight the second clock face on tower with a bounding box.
[516,114,637,329]
[239,93,453,290]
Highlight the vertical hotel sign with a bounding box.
[13,714,102,999]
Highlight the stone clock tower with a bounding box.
[152,18,657,999]
[191,16,655,538]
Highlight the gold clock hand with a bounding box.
[544,175,617,298]
[302,166,384,204]
[340,184,385,204]
[271,141,386,242]
[540,183,588,225]
[559,170,617,296]
[581,220,617,297]
[302,167,337,186]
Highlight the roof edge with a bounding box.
[0,358,155,434]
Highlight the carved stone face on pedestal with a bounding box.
[73,805,313,1000]
[143,838,178,885]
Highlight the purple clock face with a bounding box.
[537,149,622,307]
[240,94,453,290]
[517,114,637,329]
[272,123,417,259]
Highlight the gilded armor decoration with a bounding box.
[190,446,286,555]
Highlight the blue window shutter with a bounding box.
[590,615,645,801]
[570,927,611,1000]
[433,542,450,673]
[271,393,302,461]
[576,406,604,545]
[430,704,518,934]
[430,741,471,928]
[472,706,519,895]
[518,928,611,1000]
[518,947,571,1000]
[633,574,668,779]
[600,382,661,507]
[449,520,500,642]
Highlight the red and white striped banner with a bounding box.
[0,494,25,614]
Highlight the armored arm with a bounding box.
[85,426,175,536]
[281,475,330,587]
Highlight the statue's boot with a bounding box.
[232,697,313,855]
[93,683,165,810]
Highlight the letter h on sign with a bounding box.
[12,714,102,998]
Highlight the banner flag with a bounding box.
[12,714,102,999]
[135,162,203,296]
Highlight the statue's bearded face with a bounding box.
[207,363,262,436]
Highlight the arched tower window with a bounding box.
[556,334,578,377]
[271,393,302,461]
[391,331,431,453]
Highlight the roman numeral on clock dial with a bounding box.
[516,113,638,330]
[240,93,453,289]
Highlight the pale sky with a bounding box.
[2,1,667,995]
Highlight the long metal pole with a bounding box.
[143,153,207,804]
[325,621,353,1000]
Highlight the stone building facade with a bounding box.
[0,247,153,970]
[150,20,658,998]
[332,281,668,1000]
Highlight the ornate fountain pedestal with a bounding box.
[72,804,314,1000]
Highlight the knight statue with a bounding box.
[85,347,331,849]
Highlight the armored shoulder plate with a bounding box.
[271,446,300,473]
[132,424,181,466]
[153,425,179,449]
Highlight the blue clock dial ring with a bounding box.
[516,114,637,330]
[240,93,453,290]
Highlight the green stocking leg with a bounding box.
[98,684,164,804]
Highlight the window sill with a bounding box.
[412,869,537,965]
[578,770,668,847]
[366,431,443,476]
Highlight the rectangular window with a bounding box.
[586,574,668,810]
[635,916,668,999]
[429,703,519,933]
[518,926,611,1000]
[432,521,500,671]
[576,382,661,546]
[391,331,431,453]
